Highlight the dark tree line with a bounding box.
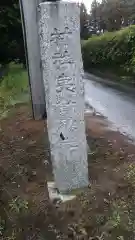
[0,0,25,66]
[80,3,89,40]
[0,0,89,66]
[80,0,135,39]
[89,0,135,34]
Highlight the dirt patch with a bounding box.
[0,105,67,239]
[0,104,135,239]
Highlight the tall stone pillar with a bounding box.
[38,1,88,193]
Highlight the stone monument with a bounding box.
[38,1,88,193]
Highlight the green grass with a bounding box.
[0,63,30,118]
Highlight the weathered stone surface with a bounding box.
[39,1,88,193]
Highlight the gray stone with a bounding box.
[39,1,88,193]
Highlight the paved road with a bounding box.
[84,73,135,140]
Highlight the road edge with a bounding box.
[84,72,135,98]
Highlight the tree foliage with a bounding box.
[1,0,135,66]
[82,25,135,79]
[0,0,90,65]
[80,3,89,40]
[0,0,25,66]
[89,0,135,33]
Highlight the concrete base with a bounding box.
[47,182,76,203]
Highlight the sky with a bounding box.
[78,0,93,12]
[63,0,100,13]
[63,0,93,12]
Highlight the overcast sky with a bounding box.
[78,0,93,12]
[63,0,100,13]
[63,0,93,12]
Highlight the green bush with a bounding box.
[0,63,29,118]
[82,25,135,79]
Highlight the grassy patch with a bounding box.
[0,63,29,118]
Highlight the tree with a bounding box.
[80,3,89,40]
[89,0,135,33]
[0,0,25,66]
[89,0,106,34]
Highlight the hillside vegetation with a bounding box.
[82,25,135,85]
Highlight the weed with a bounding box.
[0,216,5,236]
[106,199,135,234]
[126,163,135,187]
[9,197,28,214]
[6,229,17,240]
[109,207,121,228]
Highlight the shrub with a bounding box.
[82,25,135,78]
